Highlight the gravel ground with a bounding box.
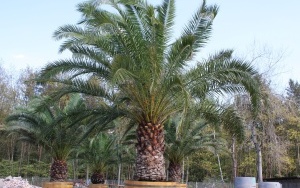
[0,176,41,188]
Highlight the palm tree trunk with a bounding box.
[134,122,166,181]
[168,162,182,182]
[50,159,68,182]
[91,172,105,184]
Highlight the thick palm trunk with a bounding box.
[50,159,68,182]
[134,122,166,181]
[91,172,105,184]
[168,162,182,182]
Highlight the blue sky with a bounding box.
[1,0,299,94]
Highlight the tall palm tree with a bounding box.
[6,94,89,182]
[38,0,259,181]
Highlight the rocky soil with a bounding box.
[0,176,41,188]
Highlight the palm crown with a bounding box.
[38,0,259,181]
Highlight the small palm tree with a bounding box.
[165,119,210,182]
[78,132,116,184]
[164,100,244,182]
[6,94,88,182]
[38,0,260,181]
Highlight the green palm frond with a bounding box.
[165,116,211,164]
[38,0,259,127]
[165,97,245,164]
[158,0,175,43]
[39,58,110,81]
[182,0,218,51]
[186,50,258,102]
[6,94,91,161]
[221,105,245,142]
[78,132,117,173]
[53,24,86,41]
[165,0,218,73]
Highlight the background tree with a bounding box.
[286,79,300,105]
[234,76,290,181]
[0,64,23,175]
[0,64,19,125]
[276,79,300,175]
[218,105,245,181]
[6,94,89,182]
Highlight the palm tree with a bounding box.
[164,99,244,182]
[165,118,212,183]
[38,0,259,181]
[78,132,116,184]
[6,94,89,182]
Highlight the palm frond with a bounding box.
[158,0,175,44]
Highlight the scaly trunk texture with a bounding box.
[134,122,166,181]
[168,162,182,182]
[91,172,105,184]
[50,159,68,182]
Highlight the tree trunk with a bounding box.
[91,172,105,184]
[38,144,43,162]
[297,142,300,175]
[214,130,224,182]
[118,163,121,185]
[251,122,263,183]
[134,122,166,181]
[185,158,189,184]
[9,138,14,175]
[86,166,89,185]
[216,153,224,182]
[50,159,68,182]
[231,137,237,180]
[257,150,263,182]
[72,159,76,181]
[27,144,31,177]
[181,160,185,183]
[168,162,182,182]
[18,142,25,176]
